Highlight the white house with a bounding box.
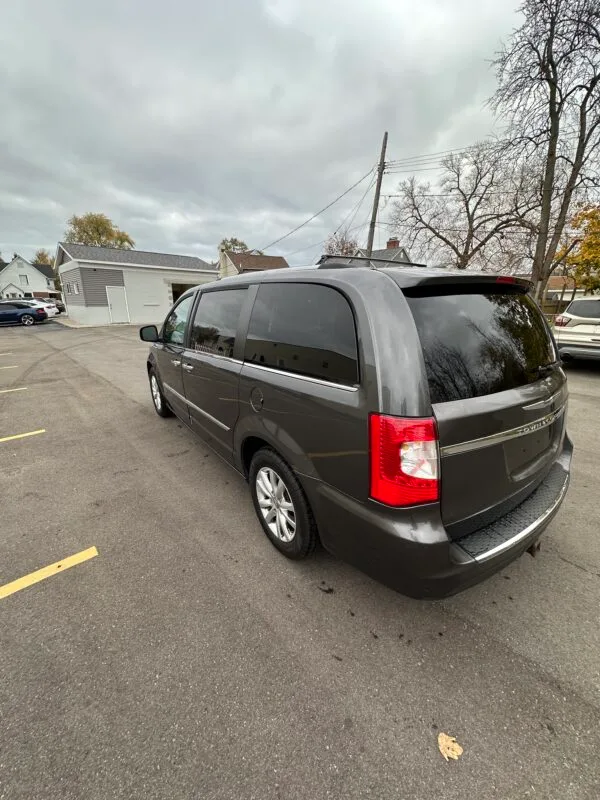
[0,254,56,299]
[55,243,218,326]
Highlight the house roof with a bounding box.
[33,263,54,280]
[356,246,410,263]
[0,255,53,280]
[56,242,216,272]
[225,251,289,272]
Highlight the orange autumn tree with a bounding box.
[561,205,600,294]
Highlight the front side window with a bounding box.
[163,295,194,345]
[244,283,359,386]
[189,289,247,358]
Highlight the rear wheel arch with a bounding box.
[241,435,270,478]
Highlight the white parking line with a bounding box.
[0,387,27,395]
[0,366,18,370]
[0,429,45,444]
[0,353,14,356]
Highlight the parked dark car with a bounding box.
[0,300,48,326]
[140,257,572,598]
[45,297,65,313]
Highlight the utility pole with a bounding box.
[365,131,388,258]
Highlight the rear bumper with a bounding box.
[557,343,600,360]
[303,438,572,599]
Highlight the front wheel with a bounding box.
[249,448,318,559]
[20,314,35,326]
[149,369,173,417]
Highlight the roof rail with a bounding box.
[316,254,428,269]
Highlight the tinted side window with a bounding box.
[406,291,556,404]
[244,283,358,385]
[567,299,600,319]
[163,295,194,345]
[189,289,247,358]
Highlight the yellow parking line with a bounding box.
[0,365,18,370]
[0,387,27,395]
[0,547,99,600]
[0,429,45,444]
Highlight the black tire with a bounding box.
[149,368,173,418]
[20,314,35,326]
[249,448,318,559]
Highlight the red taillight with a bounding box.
[369,414,439,507]
[496,276,517,284]
[554,315,569,327]
[36,308,45,314]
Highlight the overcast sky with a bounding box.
[0,0,519,266]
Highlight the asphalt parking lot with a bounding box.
[1,321,599,800]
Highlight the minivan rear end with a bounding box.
[315,269,571,598]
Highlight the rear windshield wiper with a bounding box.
[535,361,560,377]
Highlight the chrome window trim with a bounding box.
[440,405,566,457]
[242,361,359,392]
[185,349,243,366]
[163,383,230,431]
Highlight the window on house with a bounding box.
[19,274,29,286]
[74,282,80,295]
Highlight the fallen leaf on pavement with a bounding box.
[438,732,463,761]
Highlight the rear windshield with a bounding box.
[567,299,600,319]
[406,290,556,404]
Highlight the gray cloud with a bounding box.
[0,0,518,264]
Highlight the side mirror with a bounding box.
[139,325,159,342]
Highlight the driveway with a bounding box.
[1,323,599,799]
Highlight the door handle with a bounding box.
[171,359,181,367]
[182,363,194,371]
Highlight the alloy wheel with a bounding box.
[151,374,162,411]
[255,466,296,542]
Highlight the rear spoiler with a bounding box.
[400,276,533,298]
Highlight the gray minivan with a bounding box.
[140,257,572,598]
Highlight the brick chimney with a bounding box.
[386,238,399,249]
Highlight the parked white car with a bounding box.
[23,299,60,318]
[554,297,600,361]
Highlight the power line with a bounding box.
[386,166,445,174]
[282,219,369,259]
[339,173,377,235]
[260,168,375,252]
[376,221,536,236]
[386,145,472,166]
[382,190,524,198]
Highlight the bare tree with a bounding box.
[390,143,540,270]
[491,0,600,295]
[324,228,359,256]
